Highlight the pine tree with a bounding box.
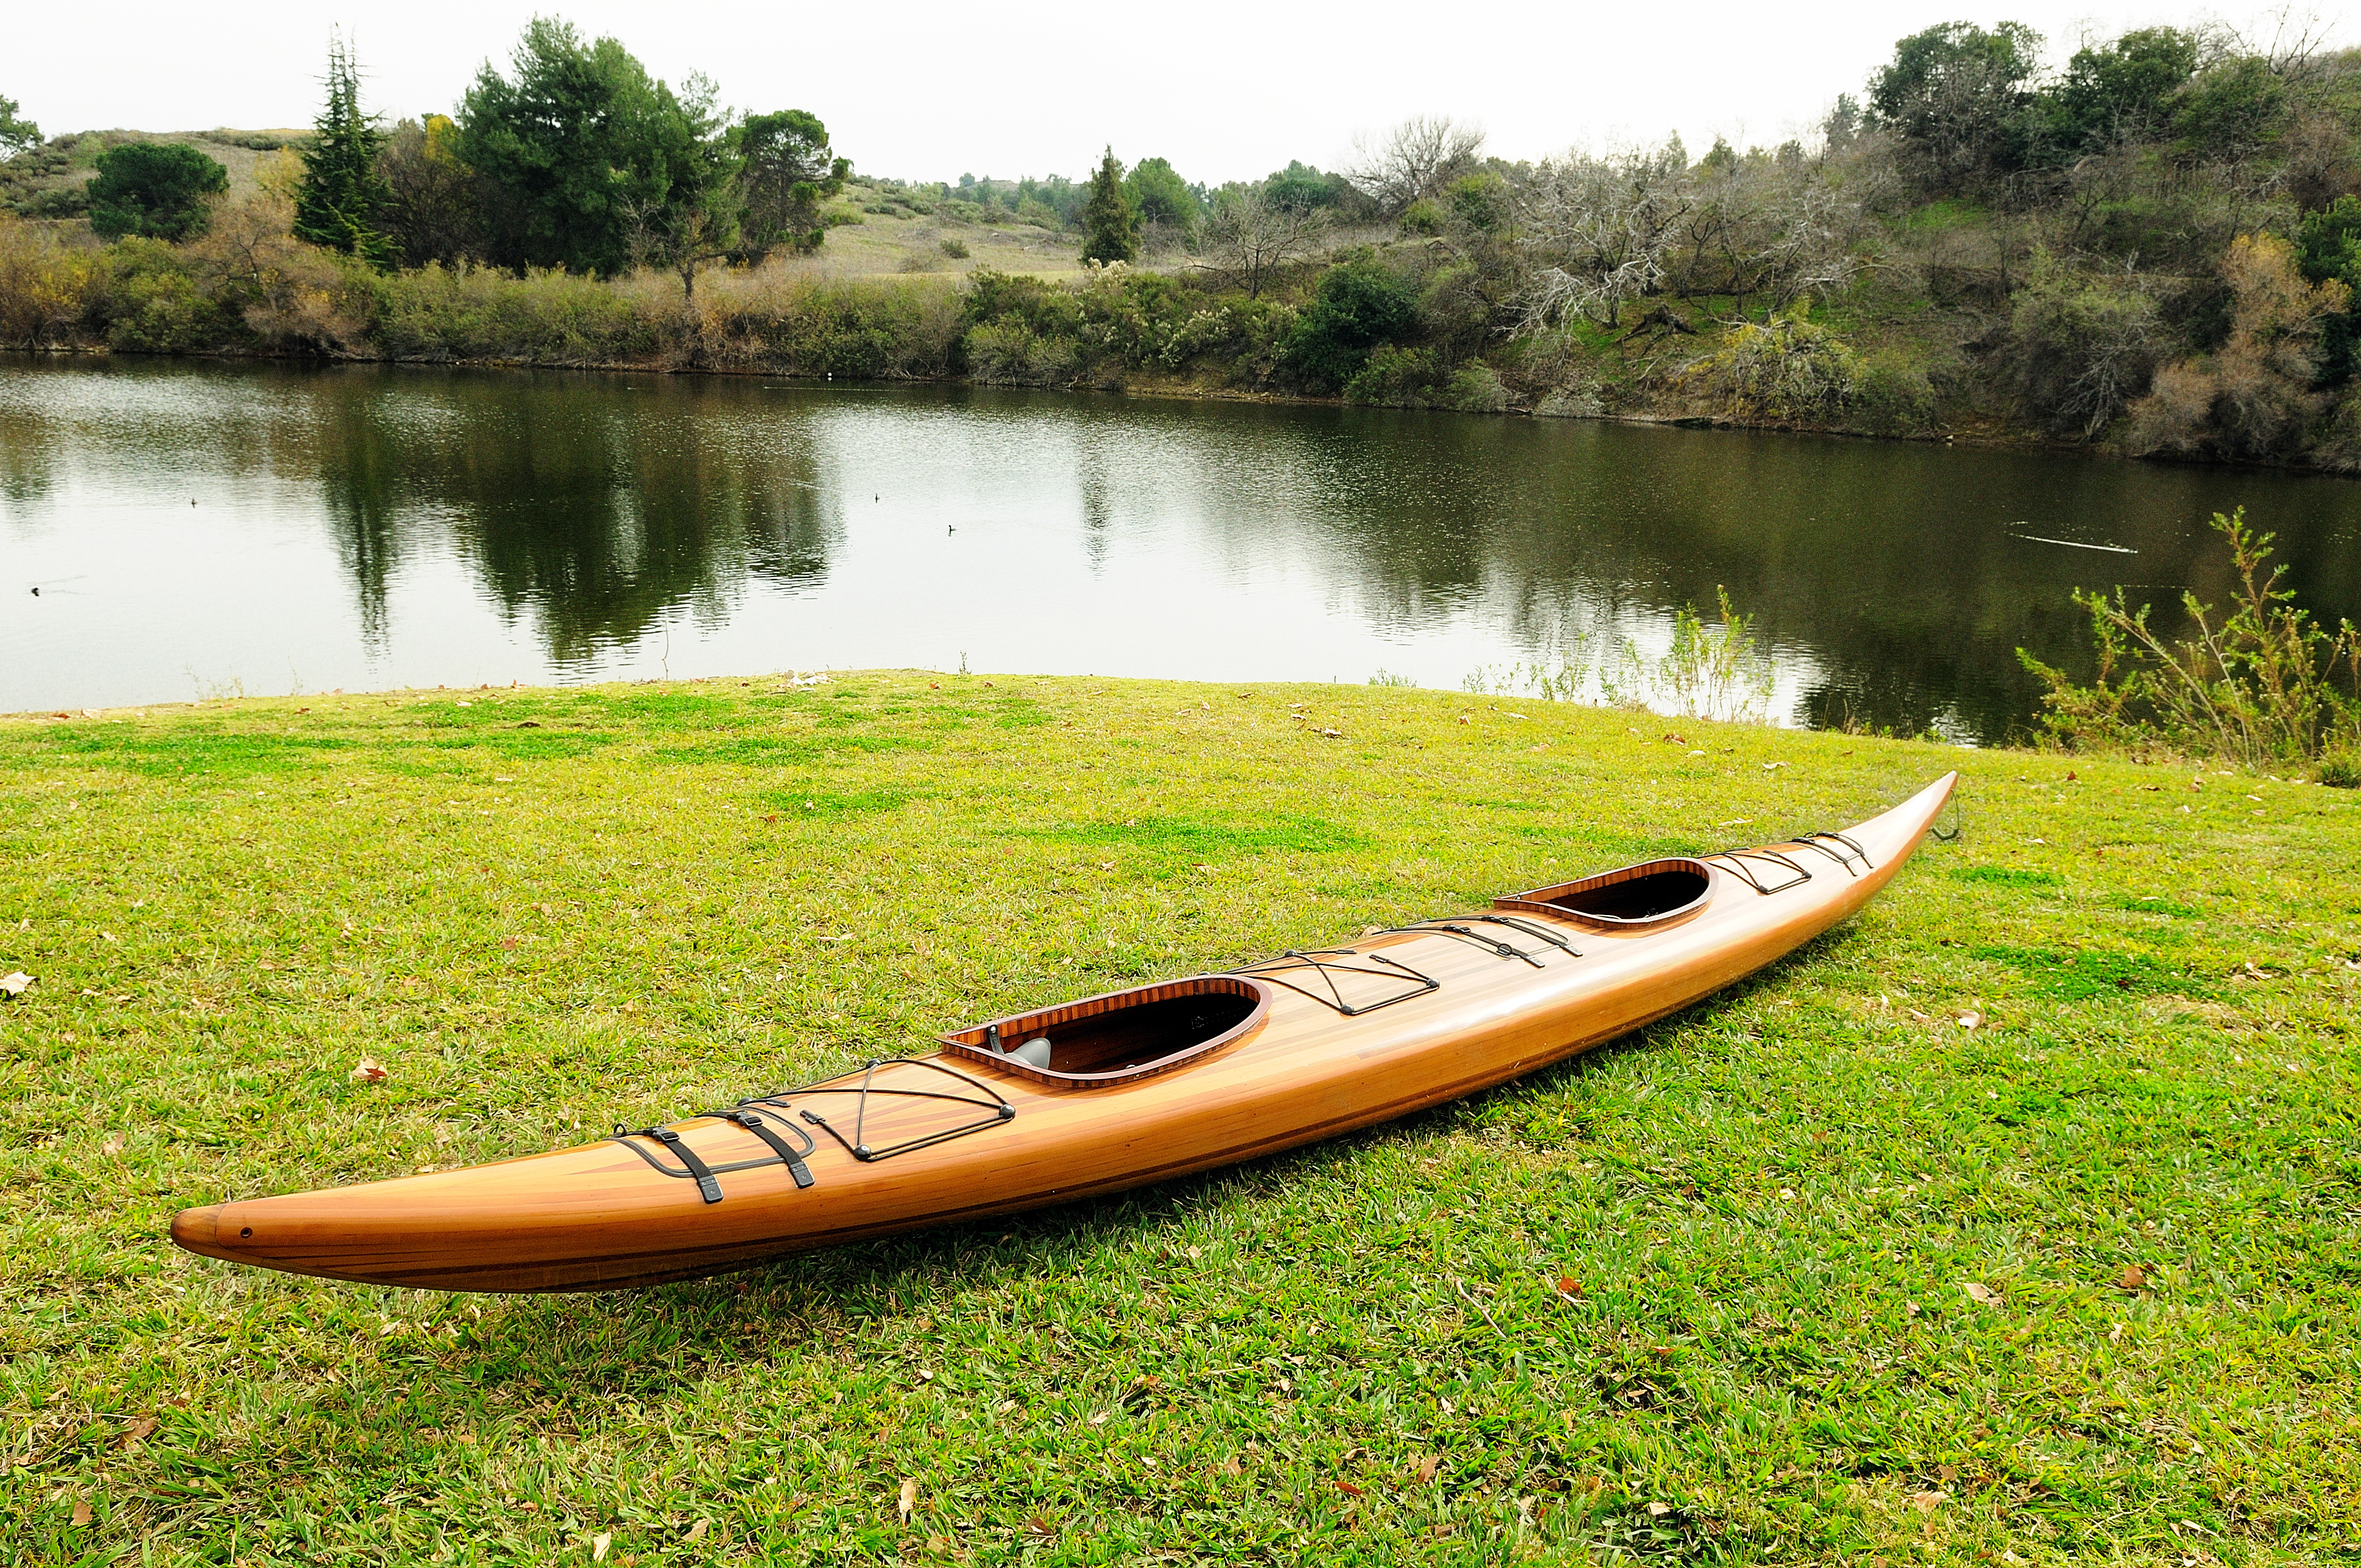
[294,36,395,269]
[1080,146,1139,265]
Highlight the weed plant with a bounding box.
[2021,508,2361,776]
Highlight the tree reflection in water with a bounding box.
[3,355,2356,738]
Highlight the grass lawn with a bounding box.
[2,673,2355,1565]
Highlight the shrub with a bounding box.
[964,320,1076,385]
[939,238,969,259]
[88,141,229,242]
[100,237,233,351]
[1851,357,1939,435]
[1674,306,1860,423]
[1397,199,1444,237]
[372,260,654,363]
[1283,255,1417,393]
[1997,251,2161,437]
[0,216,102,348]
[1343,344,1444,405]
[1440,364,1511,412]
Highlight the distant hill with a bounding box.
[0,128,312,219]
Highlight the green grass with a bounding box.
[2,673,2356,1565]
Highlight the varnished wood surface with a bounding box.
[171,774,1957,1292]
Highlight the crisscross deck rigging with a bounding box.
[751,1057,1016,1163]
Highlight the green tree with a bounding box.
[87,142,228,241]
[2035,27,2200,156]
[378,114,481,266]
[455,18,716,276]
[1080,147,1139,265]
[0,94,40,161]
[293,36,394,268]
[1869,20,2044,189]
[737,109,848,262]
[2172,56,2289,161]
[1123,155,1196,244]
[2297,196,2361,385]
[1283,254,1418,392]
[1264,160,1351,213]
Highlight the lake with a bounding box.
[6,356,2359,743]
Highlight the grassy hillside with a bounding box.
[0,128,311,219]
[3,674,2355,1562]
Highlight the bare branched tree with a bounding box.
[1509,137,1871,336]
[1347,116,1486,215]
[1509,140,1690,331]
[1200,188,1326,299]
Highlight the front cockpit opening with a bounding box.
[942,976,1271,1087]
[1495,858,1715,928]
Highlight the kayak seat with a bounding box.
[941,975,1275,1088]
[1493,857,1714,929]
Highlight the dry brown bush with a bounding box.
[2124,232,2350,460]
[188,191,374,354]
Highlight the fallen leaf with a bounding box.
[683,1519,708,1543]
[2109,1321,2126,1342]
[1961,1281,2001,1305]
[349,1058,388,1084]
[1761,761,1788,771]
[1647,1501,1673,1517]
[1908,1008,1930,1021]
[0,971,32,997]
[119,1417,157,1446]
[1415,1455,1443,1484]
[592,1532,611,1561]
[1909,1489,1949,1512]
[1025,1513,1057,1536]
[1089,1409,1109,1425]
[102,1133,125,1156]
[897,1477,917,1522]
[2118,1264,2148,1292]
[1336,1479,1364,1496]
[1552,1276,1583,1299]
[72,1497,91,1526]
[1957,1011,1982,1030]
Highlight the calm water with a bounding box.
[6,357,2360,742]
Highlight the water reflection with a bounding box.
[3,355,2357,738]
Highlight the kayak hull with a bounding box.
[172,774,1956,1291]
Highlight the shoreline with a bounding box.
[11,342,2351,480]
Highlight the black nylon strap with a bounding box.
[648,1126,723,1204]
[712,1108,816,1189]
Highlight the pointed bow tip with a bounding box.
[169,1204,225,1258]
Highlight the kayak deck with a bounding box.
[172,774,1956,1291]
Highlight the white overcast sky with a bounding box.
[9,2,2341,186]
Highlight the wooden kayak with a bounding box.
[172,773,1956,1292]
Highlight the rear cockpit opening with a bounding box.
[1495,858,1715,928]
[942,976,1272,1087]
